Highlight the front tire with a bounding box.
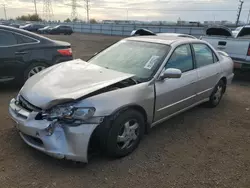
[207,80,226,107]
[106,109,145,158]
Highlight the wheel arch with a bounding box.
[88,104,150,157]
[220,76,227,93]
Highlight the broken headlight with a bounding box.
[48,105,96,121]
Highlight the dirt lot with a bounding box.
[1,33,250,188]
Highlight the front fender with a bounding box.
[75,82,155,124]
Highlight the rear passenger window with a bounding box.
[193,44,215,68]
[0,30,17,46]
[165,44,194,73]
[15,34,37,44]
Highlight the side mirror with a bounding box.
[159,68,182,80]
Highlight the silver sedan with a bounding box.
[9,35,234,163]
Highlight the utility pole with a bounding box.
[34,0,38,15]
[247,9,250,24]
[71,0,77,20]
[2,4,7,20]
[236,0,244,26]
[84,0,90,23]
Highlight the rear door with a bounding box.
[154,44,198,122]
[0,30,36,81]
[192,43,222,101]
[0,30,20,81]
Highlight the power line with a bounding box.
[43,0,53,21]
[92,7,247,12]
[64,0,83,20]
[236,0,244,26]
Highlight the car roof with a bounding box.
[0,25,52,42]
[126,35,200,45]
[156,33,196,39]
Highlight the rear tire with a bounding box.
[23,62,48,83]
[106,109,145,158]
[206,80,226,108]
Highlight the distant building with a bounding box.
[204,20,233,25]
[177,20,201,26]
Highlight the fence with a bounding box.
[46,22,205,37]
[13,21,236,37]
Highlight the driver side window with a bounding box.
[165,44,194,73]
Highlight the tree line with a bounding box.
[16,14,97,23]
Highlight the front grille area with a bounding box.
[18,95,41,112]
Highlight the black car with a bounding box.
[20,24,45,32]
[49,25,73,35]
[0,25,73,83]
[9,23,20,28]
[37,26,52,34]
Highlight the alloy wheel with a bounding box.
[28,66,46,78]
[213,85,223,104]
[117,119,140,150]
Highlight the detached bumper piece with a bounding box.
[9,98,98,163]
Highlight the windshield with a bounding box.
[88,40,170,81]
[44,26,50,29]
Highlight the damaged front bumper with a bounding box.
[9,98,99,163]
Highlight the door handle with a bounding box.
[218,41,227,46]
[217,46,226,50]
[15,51,28,55]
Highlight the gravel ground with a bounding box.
[0,33,250,188]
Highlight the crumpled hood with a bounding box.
[20,59,134,109]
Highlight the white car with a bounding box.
[9,34,234,163]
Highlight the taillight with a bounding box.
[57,48,72,56]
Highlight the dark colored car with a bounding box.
[49,25,73,35]
[9,23,20,28]
[0,22,10,26]
[0,25,73,83]
[37,26,52,34]
[20,24,45,32]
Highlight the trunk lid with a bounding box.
[52,40,71,47]
[20,59,134,109]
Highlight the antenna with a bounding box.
[236,0,244,26]
[43,0,53,21]
[34,0,38,15]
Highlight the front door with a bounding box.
[154,44,198,123]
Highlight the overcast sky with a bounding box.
[1,0,250,22]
